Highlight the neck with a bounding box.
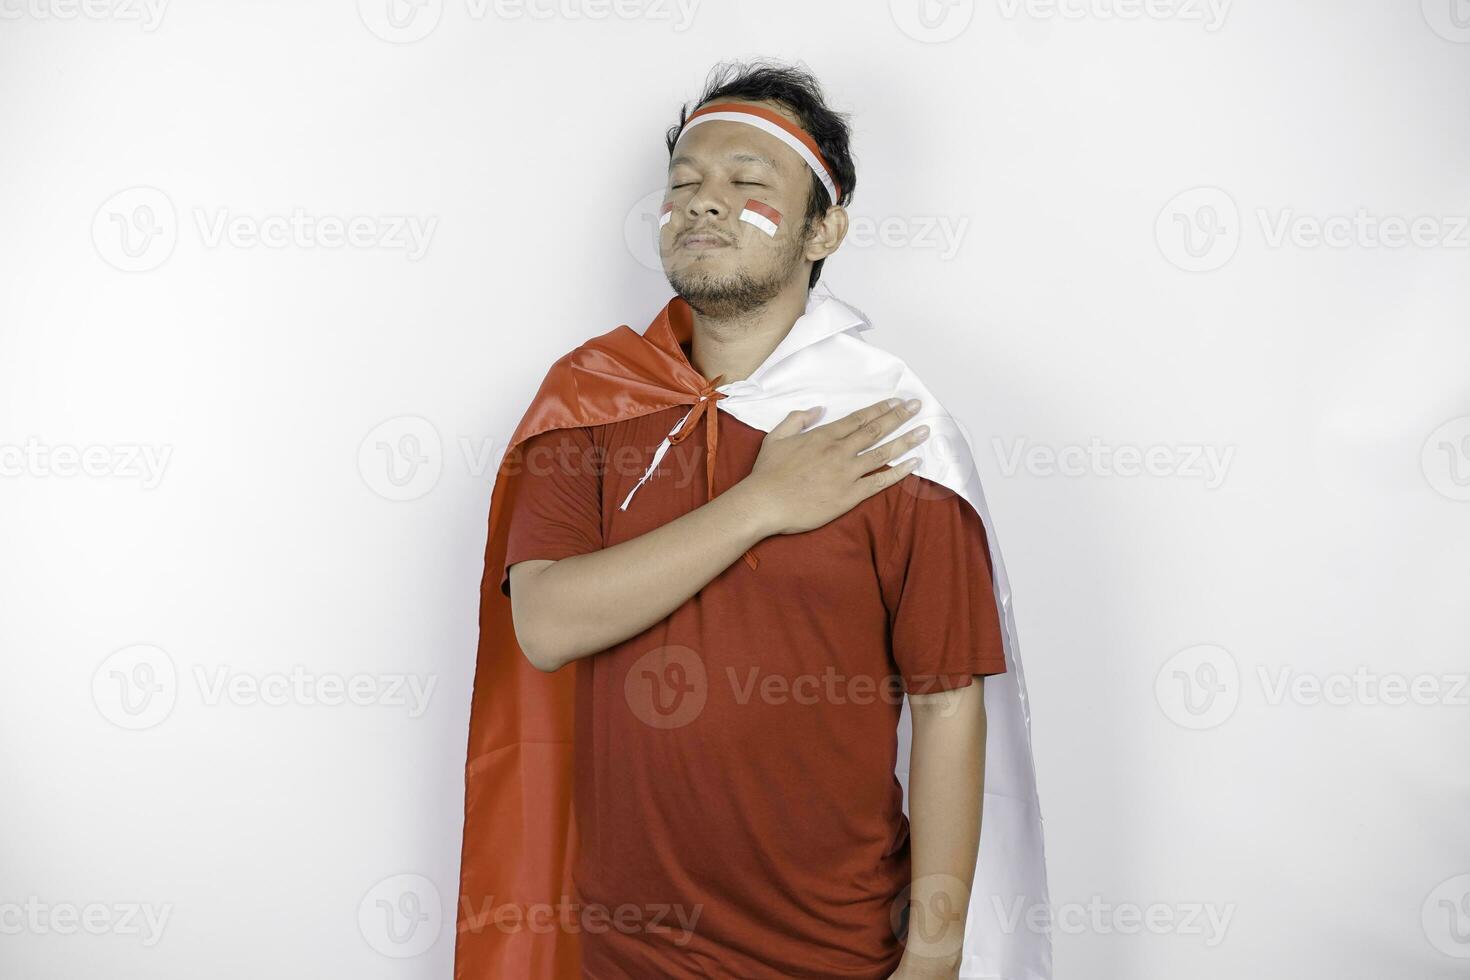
[685,281,809,385]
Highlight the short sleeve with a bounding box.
[499,425,604,597]
[881,475,1008,695]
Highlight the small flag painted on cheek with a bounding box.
[659,201,674,229]
[738,199,782,238]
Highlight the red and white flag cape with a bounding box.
[455,282,1051,979]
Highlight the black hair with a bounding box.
[665,59,856,289]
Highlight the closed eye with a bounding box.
[670,181,764,188]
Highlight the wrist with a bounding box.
[721,477,777,542]
[893,950,961,979]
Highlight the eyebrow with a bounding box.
[669,150,780,172]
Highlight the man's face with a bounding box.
[660,99,815,317]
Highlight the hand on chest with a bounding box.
[599,409,897,606]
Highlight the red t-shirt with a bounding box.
[501,405,1006,979]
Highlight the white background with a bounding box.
[2,1,1467,978]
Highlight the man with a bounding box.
[455,62,1049,979]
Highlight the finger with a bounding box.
[768,406,823,438]
[853,422,931,471]
[853,455,921,500]
[821,398,905,440]
[835,398,921,452]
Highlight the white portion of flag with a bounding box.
[739,206,778,238]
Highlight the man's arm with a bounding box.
[508,481,768,670]
[891,678,986,979]
[881,469,1009,979]
[510,396,930,671]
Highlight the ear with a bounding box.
[803,204,848,263]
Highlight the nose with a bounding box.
[684,182,730,223]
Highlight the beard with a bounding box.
[667,218,808,320]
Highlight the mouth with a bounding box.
[681,234,730,250]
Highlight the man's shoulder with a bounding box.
[524,321,644,402]
[507,318,680,451]
[544,319,648,372]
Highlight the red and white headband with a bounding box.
[674,102,843,203]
